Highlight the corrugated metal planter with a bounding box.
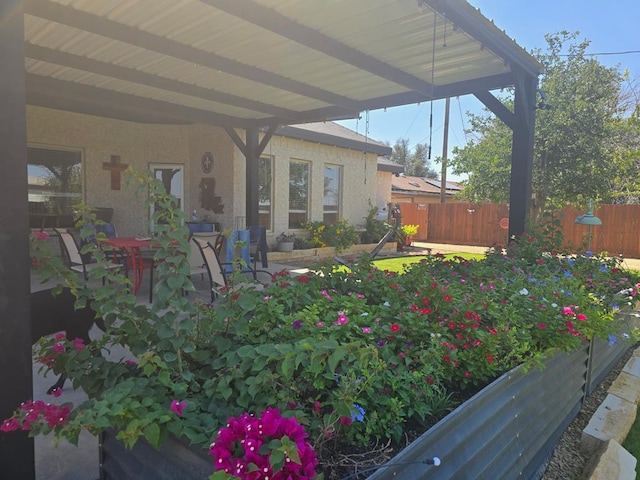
[99,429,212,480]
[99,322,635,480]
[368,336,631,480]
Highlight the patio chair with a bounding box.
[192,235,264,302]
[222,229,271,280]
[191,235,231,301]
[53,228,122,283]
[248,225,268,269]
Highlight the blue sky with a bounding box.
[337,0,640,180]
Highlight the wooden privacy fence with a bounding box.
[398,202,640,258]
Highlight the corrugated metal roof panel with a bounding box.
[23,0,542,127]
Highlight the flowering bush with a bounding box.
[399,224,419,237]
[302,219,358,252]
[4,173,640,478]
[209,408,318,479]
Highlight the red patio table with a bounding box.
[101,237,152,294]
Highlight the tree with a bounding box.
[450,32,631,221]
[390,138,439,178]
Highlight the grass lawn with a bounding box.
[367,252,484,273]
[622,414,640,459]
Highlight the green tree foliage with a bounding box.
[607,107,640,203]
[390,138,439,178]
[450,32,634,221]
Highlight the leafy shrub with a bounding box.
[5,177,640,478]
[302,218,359,252]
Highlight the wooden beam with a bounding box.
[0,0,35,477]
[204,0,435,96]
[474,90,515,130]
[26,73,248,127]
[508,71,537,239]
[25,0,360,113]
[245,127,260,227]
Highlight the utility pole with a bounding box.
[440,97,451,203]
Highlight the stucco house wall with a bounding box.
[27,107,381,241]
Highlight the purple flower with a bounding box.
[292,319,303,330]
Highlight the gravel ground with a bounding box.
[539,346,636,480]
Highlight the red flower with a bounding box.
[425,376,435,385]
[296,275,310,283]
[443,355,451,363]
[390,323,401,332]
[464,371,472,378]
[486,354,494,364]
[443,294,453,302]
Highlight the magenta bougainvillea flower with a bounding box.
[210,407,318,479]
[170,400,187,416]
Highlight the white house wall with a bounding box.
[26,106,379,239]
[250,132,379,242]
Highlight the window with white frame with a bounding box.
[27,147,82,217]
[288,160,309,228]
[323,165,341,224]
[258,155,272,229]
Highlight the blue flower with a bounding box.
[599,264,608,272]
[566,258,575,267]
[351,404,365,422]
[585,251,594,257]
[563,270,573,278]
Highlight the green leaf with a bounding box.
[143,423,161,449]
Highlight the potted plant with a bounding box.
[276,231,295,252]
[4,174,640,479]
[398,223,419,246]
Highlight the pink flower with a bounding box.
[170,400,187,416]
[33,231,49,240]
[339,416,353,426]
[362,327,371,334]
[0,418,20,432]
[562,306,575,316]
[73,338,85,351]
[50,388,63,398]
[576,313,587,321]
[390,323,401,332]
[52,343,65,354]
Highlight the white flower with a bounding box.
[519,288,529,295]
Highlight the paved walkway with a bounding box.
[28,244,640,478]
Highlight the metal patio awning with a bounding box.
[23,0,542,129]
[1,4,543,476]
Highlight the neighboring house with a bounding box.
[26,107,392,242]
[391,174,462,204]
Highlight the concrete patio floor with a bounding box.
[28,242,640,478]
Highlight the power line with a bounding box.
[561,50,640,57]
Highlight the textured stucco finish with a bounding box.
[27,107,379,240]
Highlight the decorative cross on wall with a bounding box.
[102,155,129,190]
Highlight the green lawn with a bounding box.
[622,414,640,459]
[367,252,484,273]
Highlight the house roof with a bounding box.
[392,174,462,196]
[276,122,392,156]
[23,0,542,129]
[377,156,404,174]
